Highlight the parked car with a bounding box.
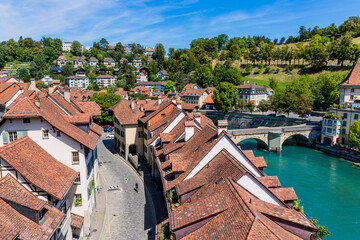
[103,127,112,132]
[107,133,114,138]
[268,113,276,117]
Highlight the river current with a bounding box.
[239,139,360,239]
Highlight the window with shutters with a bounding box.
[8,132,18,142]
[72,152,80,165]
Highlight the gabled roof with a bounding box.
[96,75,115,79]
[339,58,360,86]
[3,97,41,118]
[203,92,214,104]
[0,175,46,211]
[0,197,64,240]
[0,82,21,105]
[0,136,78,200]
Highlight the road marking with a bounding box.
[99,170,107,184]
[106,211,118,238]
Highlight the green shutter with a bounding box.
[2,132,8,145]
[17,131,28,138]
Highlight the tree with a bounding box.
[227,44,241,60]
[164,80,175,94]
[223,67,242,85]
[62,62,74,77]
[90,93,122,123]
[285,76,313,114]
[312,72,346,110]
[153,43,166,69]
[17,68,31,82]
[306,35,328,69]
[339,16,360,36]
[212,82,238,113]
[258,100,269,113]
[71,41,82,56]
[99,38,109,51]
[217,34,229,50]
[246,101,256,113]
[0,45,8,68]
[115,42,125,53]
[350,120,360,147]
[194,66,213,87]
[269,78,278,91]
[29,53,46,79]
[236,99,246,112]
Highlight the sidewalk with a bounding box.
[88,169,107,240]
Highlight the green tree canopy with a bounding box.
[194,66,213,88]
[90,93,122,123]
[164,80,175,94]
[350,120,360,147]
[212,82,238,113]
[71,41,82,56]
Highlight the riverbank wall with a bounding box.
[315,144,360,163]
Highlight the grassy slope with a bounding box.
[239,66,351,90]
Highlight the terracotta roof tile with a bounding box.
[0,175,46,211]
[203,92,214,104]
[339,58,360,86]
[270,188,298,202]
[258,176,282,188]
[71,213,84,229]
[0,136,78,199]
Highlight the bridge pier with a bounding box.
[268,131,282,152]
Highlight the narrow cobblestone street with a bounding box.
[90,135,165,240]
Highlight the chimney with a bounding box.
[131,101,135,110]
[29,78,36,91]
[194,112,201,124]
[34,95,40,108]
[63,86,70,102]
[247,80,249,84]
[176,100,182,109]
[140,104,144,112]
[172,99,176,104]
[217,119,228,136]
[243,80,245,85]
[158,96,163,105]
[184,121,195,142]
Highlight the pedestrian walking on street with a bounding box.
[134,183,138,192]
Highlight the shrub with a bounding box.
[264,67,271,73]
[274,68,280,74]
[258,63,264,70]
[285,65,294,73]
[310,217,331,239]
[245,63,253,73]
[254,70,261,74]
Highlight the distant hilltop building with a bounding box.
[62,42,72,52]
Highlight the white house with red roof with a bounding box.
[237,81,274,106]
[339,58,360,105]
[73,57,85,68]
[56,55,68,67]
[0,92,102,237]
[144,47,155,56]
[103,57,115,68]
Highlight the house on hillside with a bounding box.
[103,58,115,69]
[96,75,116,87]
[157,70,168,80]
[88,57,99,67]
[73,57,85,68]
[124,46,132,54]
[144,47,155,56]
[56,55,67,67]
[133,58,142,68]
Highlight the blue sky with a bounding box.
[0,0,359,50]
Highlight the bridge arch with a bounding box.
[282,134,310,147]
[237,138,268,150]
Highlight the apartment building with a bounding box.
[95,75,116,88]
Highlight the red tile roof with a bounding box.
[0,82,21,105]
[111,100,160,125]
[0,175,46,211]
[203,92,214,104]
[71,213,84,229]
[339,58,360,86]
[73,101,102,116]
[0,136,78,200]
[4,97,41,118]
[0,197,65,240]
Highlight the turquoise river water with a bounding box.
[239,139,360,239]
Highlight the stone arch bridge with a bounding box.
[229,125,321,152]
